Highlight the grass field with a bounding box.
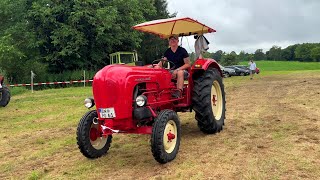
[240,60,320,71]
[1,61,319,179]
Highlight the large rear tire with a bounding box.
[77,110,112,158]
[151,109,181,164]
[0,87,11,107]
[192,68,226,134]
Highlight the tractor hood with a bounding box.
[92,65,172,120]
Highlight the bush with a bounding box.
[220,53,238,66]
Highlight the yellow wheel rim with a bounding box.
[163,120,177,153]
[211,80,223,120]
[90,124,107,150]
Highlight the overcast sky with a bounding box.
[167,0,320,53]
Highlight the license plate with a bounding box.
[99,108,116,118]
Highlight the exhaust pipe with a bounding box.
[93,117,99,125]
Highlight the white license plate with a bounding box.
[99,108,116,118]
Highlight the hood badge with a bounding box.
[135,77,151,82]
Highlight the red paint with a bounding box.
[192,58,223,76]
[212,95,216,106]
[90,128,98,141]
[167,132,175,142]
[91,58,222,135]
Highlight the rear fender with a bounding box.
[191,58,223,76]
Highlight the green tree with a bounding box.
[189,52,196,63]
[28,0,155,72]
[0,0,174,82]
[237,50,250,62]
[295,43,314,62]
[0,0,43,83]
[202,51,213,58]
[282,44,298,61]
[311,47,320,62]
[220,53,237,66]
[212,50,224,62]
[254,49,265,60]
[230,51,237,56]
[267,45,282,60]
[137,0,174,64]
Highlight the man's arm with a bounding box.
[177,57,191,71]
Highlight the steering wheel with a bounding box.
[151,59,176,70]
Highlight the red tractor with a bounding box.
[0,75,10,107]
[76,17,226,163]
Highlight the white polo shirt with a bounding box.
[249,62,256,70]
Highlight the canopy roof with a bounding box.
[132,17,216,39]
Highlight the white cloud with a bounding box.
[167,0,320,53]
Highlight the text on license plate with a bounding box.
[99,108,116,118]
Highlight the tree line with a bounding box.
[202,43,320,66]
[0,0,172,83]
[1,1,319,84]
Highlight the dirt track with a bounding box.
[1,72,319,179]
[218,72,320,179]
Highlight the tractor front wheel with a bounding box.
[192,68,226,134]
[151,109,181,164]
[76,110,112,158]
[0,87,11,107]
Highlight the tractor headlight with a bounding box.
[84,98,95,108]
[136,95,147,107]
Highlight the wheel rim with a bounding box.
[90,123,107,150]
[163,120,177,153]
[211,80,223,120]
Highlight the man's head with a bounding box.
[168,35,179,48]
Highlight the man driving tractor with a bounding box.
[77,17,225,164]
[155,35,191,97]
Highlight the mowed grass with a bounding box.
[0,61,319,179]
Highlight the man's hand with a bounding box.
[148,64,161,69]
[154,65,161,69]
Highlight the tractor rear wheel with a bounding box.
[192,68,226,134]
[151,109,181,163]
[77,110,112,158]
[0,87,10,107]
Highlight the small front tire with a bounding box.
[151,110,181,164]
[76,110,112,159]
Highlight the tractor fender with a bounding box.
[191,58,223,77]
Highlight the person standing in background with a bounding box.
[249,60,256,80]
